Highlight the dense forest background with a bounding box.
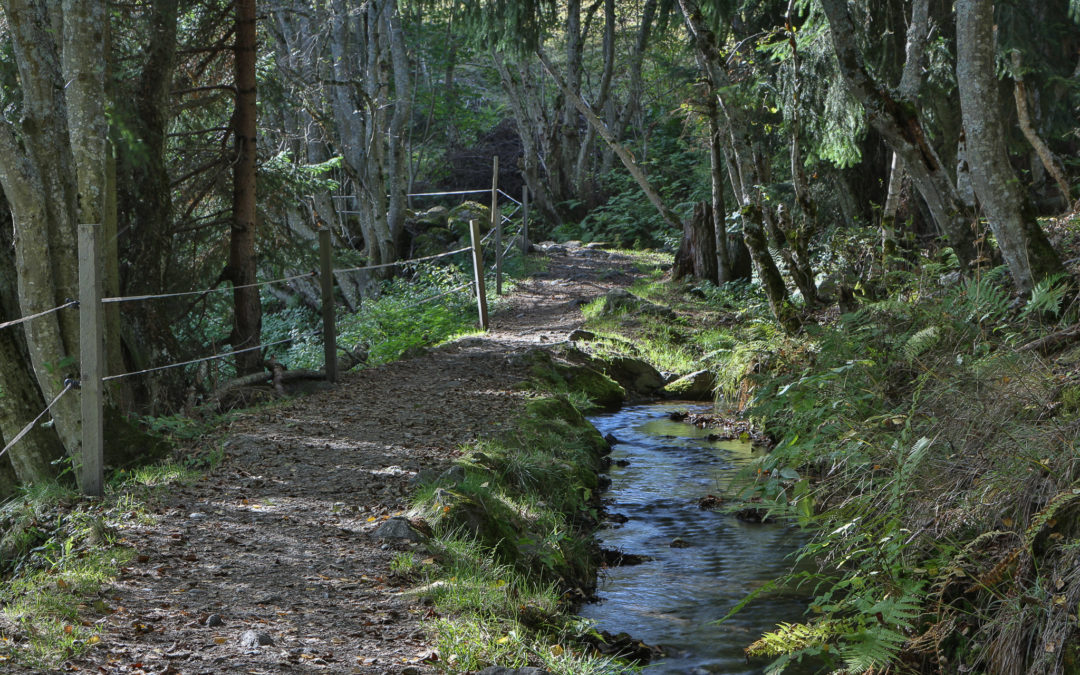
[2,0,1079,501]
[3,0,1080,672]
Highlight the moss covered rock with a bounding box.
[448,201,492,240]
[521,349,625,408]
[661,369,717,400]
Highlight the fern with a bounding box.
[948,272,1012,324]
[838,625,907,672]
[1020,273,1069,321]
[902,326,941,361]
[747,619,850,661]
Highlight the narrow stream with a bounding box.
[582,402,812,674]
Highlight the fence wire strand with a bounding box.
[103,271,318,305]
[0,300,79,332]
[103,330,321,382]
[0,380,75,461]
[333,246,471,275]
[496,189,522,207]
[411,283,472,307]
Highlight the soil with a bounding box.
[64,246,646,675]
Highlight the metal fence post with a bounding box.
[78,223,104,497]
[319,229,338,382]
[469,219,489,331]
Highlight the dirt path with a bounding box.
[68,247,642,675]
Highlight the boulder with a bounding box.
[414,205,449,229]
[597,288,675,320]
[448,201,491,238]
[373,516,428,543]
[604,356,665,395]
[661,370,717,401]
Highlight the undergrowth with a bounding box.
[573,249,1080,673]
[0,447,223,669]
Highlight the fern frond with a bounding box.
[839,625,907,672]
[902,326,941,361]
[746,619,848,658]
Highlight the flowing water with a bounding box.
[582,402,813,674]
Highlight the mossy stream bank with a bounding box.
[399,346,701,673]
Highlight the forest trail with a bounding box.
[67,246,643,675]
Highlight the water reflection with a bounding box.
[582,403,814,674]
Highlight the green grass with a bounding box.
[0,446,227,668]
[406,390,631,673]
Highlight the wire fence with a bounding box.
[0,299,78,332]
[0,380,76,462]
[0,163,529,496]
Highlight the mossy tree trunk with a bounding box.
[955,0,1066,294]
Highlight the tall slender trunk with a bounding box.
[0,207,66,485]
[536,49,682,232]
[881,0,930,250]
[229,0,262,374]
[954,0,1065,293]
[1010,51,1071,209]
[677,0,798,331]
[820,0,978,272]
[706,95,733,283]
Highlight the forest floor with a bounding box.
[62,245,644,675]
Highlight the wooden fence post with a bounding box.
[521,185,529,255]
[491,155,502,295]
[78,223,104,497]
[319,228,338,382]
[469,219,489,330]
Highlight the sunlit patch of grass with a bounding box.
[421,536,629,675]
[0,430,222,669]
[0,536,134,667]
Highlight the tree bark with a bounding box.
[820,0,978,272]
[677,0,798,331]
[1010,51,1071,210]
[954,0,1065,293]
[229,0,262,374]
[0,0,87,461]
[0,206,66,484]
[536,48,682,232]
[706,94,733,284]
[674,202,718,283]
[881,0,930,253]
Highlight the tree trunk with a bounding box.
[820,0,978,272]
[0,207,66,485]
[881,0,930,249]
[0,0,87,461]
[674,202,718,283]
[954,0,1065,293]
[229,0,262,374]
[536,48,682,232]
[1010,51,1071,210]
[677,0,798,331]
[706,95,733,283]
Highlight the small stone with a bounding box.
[670,537,691,548]
[401,667,422,675]
[603,432,622,446]
[205,614,223,627]
[239,629,273,648]
[188,512,207,520]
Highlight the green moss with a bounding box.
[1060,385,1080,416]
[522,349,625,408]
